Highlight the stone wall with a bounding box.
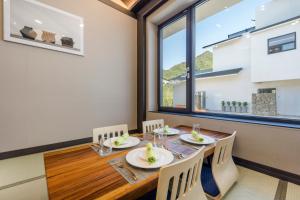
[252,93,277,116]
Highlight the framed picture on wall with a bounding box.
[3,0,84,56]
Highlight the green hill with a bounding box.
[163,51,213,80]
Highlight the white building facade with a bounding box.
[173,0,300,118]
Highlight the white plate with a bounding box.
[126,147,174,169]
[153,128,180,136]
[104,136,140,149]
[180,134,215,145]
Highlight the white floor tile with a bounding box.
[222,167,278,200]
[286,182,300,200]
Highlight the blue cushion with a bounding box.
[201,164,220,197]
[137,189,156,200]
[137,189,172,200]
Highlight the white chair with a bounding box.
[92,124,128,143]
[201,131,238,199]
[156,147,208,200]
[142,119,164,133]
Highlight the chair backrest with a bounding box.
[142,119,164,133]
[156,147,207,200]
[212,131,238,197]
[92,124,128,143]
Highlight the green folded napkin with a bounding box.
[191,130,204,142]
[114,133,129,146]
[146,143,157,164]
[163,125,169,134]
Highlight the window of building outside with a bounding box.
[268,32,296,54]
[159,0,300,121]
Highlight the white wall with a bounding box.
[213,36,251,71]
[0,0,137,152]
[195,71,252,112]
[146,21,158,111]
[251,23,300,82]
[173,82,186,107]
[255,0,300,29]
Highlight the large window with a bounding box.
[158,13,189,111]
[158,0,300,124]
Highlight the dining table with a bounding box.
[43,125,230,200]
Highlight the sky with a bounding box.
[162,0,271,70]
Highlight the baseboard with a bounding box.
[0,137,92,160]
[233,156,300,185]
[0,129,139,160]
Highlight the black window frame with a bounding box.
[157,0,300,128]
[157,9,193,113]
[268,32,297,54]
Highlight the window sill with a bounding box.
[150,111,300,129]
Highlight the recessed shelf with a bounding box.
[11,34,80,52]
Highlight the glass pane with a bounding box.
[194,0,300,120]
[269,33,295,46]
[161,16,187,108]
[282,42,295,51]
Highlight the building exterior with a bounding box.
[172,0,300,118]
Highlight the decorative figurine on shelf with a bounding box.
[61,37,74,48]
[42,31,56,44]
[20,26,37,40]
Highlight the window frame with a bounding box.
[157,9,192,113]
[156,0,300,128]
[268,32,297,54]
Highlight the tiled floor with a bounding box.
[0,153,48,200]
[223,167,279,200]
[0,154,299,200]
[0,153,45,189]
[0,178,48,200]
[286,183,300,200]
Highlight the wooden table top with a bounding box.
[44,126,230,200]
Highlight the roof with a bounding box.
[228,27,256,38]
[203,15,300,49]
[202,35,242,49]
[169,67,243,82]
[251,15,300,33]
